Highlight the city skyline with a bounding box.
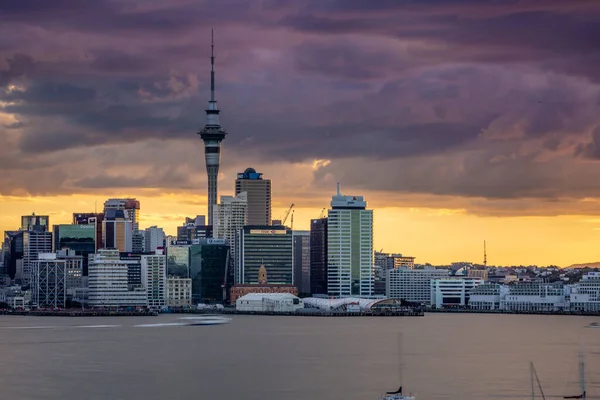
[2,1,600,266]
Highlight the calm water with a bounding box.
[0,313,598,399]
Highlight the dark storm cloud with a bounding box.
[1,0,600,211]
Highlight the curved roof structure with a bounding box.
[303,297,396,311]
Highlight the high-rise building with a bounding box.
[310,218,328,295]
[189,239,230,304]
[88,249,146,307]
[198,31,227,226]
[53,224,95,276]
[73,212,104,251]
[21,213,49,232]
[102,209,133,252]
[176,216,212,241]
[213,192,247,283]
[327,184,373,297]
[56,248,84,291]
[235,168,271,226]
[166,240,191,278]
[22,230,53,287]
[103,198,140,232]
[3,231,24,280]
[237,225,293,285]
[30,253,66,309]
[141,253,166,308]
[292,230,310,295]
[143,226,165,253]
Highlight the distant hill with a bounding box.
[565,262,600,269]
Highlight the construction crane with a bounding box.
[281,203,295,226]
[290,210,295,230]
[319,207,326,219]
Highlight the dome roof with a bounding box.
[244,167,256,174]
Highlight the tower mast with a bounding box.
[199,29,227,226]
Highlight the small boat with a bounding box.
[379,334,415,400]
[585,322,600,328]
[563,349,586,399]
[178,315,231,326]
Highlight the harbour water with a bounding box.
[0,313,598,400]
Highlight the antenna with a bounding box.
[483,240,487,267]
[336,182,341,196]
[210,28,215,102]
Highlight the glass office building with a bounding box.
[54,224,96,276]
[189,239,230,304]
[166,241,191,278]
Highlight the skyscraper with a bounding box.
[199,30,227,226]
[22,230,53,287]
[143,226,165,253]
[103,199,140,231]
[21,213,49,232]
[235,168,271,226]
[310,217,328,295]
[327,184,374,297]
[213,192,247,283]
[73,212,104,251]
[102,209,133,252]
[292,230,310,295]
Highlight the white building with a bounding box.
[88,249,147,307]
[571,272,600,312]
[386,267,449,304]
[430,277,484,309]
[144,226,165,253]
[469,283,506,310]
[167,276,192,307]
[235,293,303,312]
[327,184,373,297]
[501,283,569,312]
[141,253,166,308]
[212,192,247,283]
[30,253,67,309]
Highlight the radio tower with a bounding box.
[199,29,227,226]
[483,240,487,267]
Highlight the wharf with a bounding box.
[0,310,158,317]
[217,309,425,317]
[427,308,600,316]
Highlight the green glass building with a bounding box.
[189,239,230,304]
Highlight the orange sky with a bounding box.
[2,192,599,267]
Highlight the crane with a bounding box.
[281,203,295,226]
[290,210,295,230]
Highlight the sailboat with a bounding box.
[530,362,546,400]
[379,334,415,400]
[564,350,586,399]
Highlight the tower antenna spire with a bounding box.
[210,28,215,102]
[483,240,487,267]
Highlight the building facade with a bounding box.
[56,248,84,291]
[310,218,328,295]
[103,198,140,232]
[102,210,133,252]
[235,168,271,226]
[30,253,67,308]
[73,212,104,251]
[237,225,293,285]
[386,267,450,304]
[189,239,230,304]
[213,192,247,283]
[53,224,95,276]
[430,277,484,309]
[143,226,165,253]
[293,230,311,294]
[21,213,50,232]
[167,276,192,307]
[166,240,191,278]
[22,230,53,286]
[327,185,374,297]
[88,249,146,307]
[141,253,166,308]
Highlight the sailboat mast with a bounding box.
[530,362,535,400]
[580,351,586,398]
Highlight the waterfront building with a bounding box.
[235,168,271,226]
[502,282,568,312]
[144,226,165,253]
[53,224,95,276]
[88,249,146,307]
[292,230,310,294]
[213,192,247,283]
[30,253,66,308]
[167,276,192,307]
[468,283,506,310]
[73,212,104,251]
[430,277,484,309]
[141,253,166,308]
[327,184,373,297]
[199,31,227,226]
[166,240,191,278]
[571,272,600,312]
[229,264,298,305]
[103,198,140,232]
[189,239,230,304]
[22,230,53,287]
[386,267,450,304]
[55,248,84,291]
[235,292,303,313]
[21,213,49,232]
[237,225,293,285]
[309,217,328,295]
[102,209,133,252]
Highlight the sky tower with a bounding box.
[199,30,227,226]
